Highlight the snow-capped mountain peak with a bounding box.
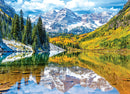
[31,8,115,35]
[59,8,77,16]
[44,10,57,17]
[54,8,81,24]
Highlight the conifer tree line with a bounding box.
[0,9,50,52]
[0,11,12,39]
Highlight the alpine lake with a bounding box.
[0,51,129,94]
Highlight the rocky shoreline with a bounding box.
[0,39,65,53]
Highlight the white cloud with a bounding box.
[6,0,95,13]
[12,0,65,12]
[17,0,23,4]
[110,7,119,12]
[66,0,95,9]
[93,7,119,14]
[44,0,65,6]
[31,0,42,2]
[21,1,45,10]
[5,0,126,17]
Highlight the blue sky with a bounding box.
[5,0,128,17]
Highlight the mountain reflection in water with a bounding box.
[0,51,129,94]
[0,65,117,94]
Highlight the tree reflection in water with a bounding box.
[0,51,129,94]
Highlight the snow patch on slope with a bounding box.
[2,52,33,63]
[49,43,65,57]
[32,8,115,35]
[3,39,33,52]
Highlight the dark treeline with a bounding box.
[0,11,12,39]
[0,9,50,52]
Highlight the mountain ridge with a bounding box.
[50,1,130,50]
[79,0,130,49]
[32,8,115,35]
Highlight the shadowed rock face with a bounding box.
[32,8,114,35]
[0,0,15,17]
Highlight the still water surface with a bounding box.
[0,51,129,94]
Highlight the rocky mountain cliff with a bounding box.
[32,8,115,35]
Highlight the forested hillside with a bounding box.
[0,9,50,52]
[50,33,88,50]
[79,1,130,49]
[50,1,130,50]
[0,9,12,40]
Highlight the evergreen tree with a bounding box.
[11,16,15,39]
[36,16,50,51]
[22,27,27,44]
[0,9,50,52]
[8,16,12,25]
[0,16,2,34]
[45,34,50,51]
[32,25,40,51]
[37,17,46,45]
[32,24,37,42]
[20,9,24,33]
[0,15,2,42]
[13,14,20,41]
[1,18,6,38]
[28,17,32,44]
[32,36,38,52]
[6,22,9,38]
[0,29,2,42]
[22,16,32,44]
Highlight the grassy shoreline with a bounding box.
[66,48,130,55]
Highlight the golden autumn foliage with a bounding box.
[0,9,11,18]
[50,1,130,50]
[50,33,88,50]
[49,51,130,94]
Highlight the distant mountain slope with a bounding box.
[0,0,15,17]
[79,1,130,49]
[32,8,114,35]
[50,1,130,50]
